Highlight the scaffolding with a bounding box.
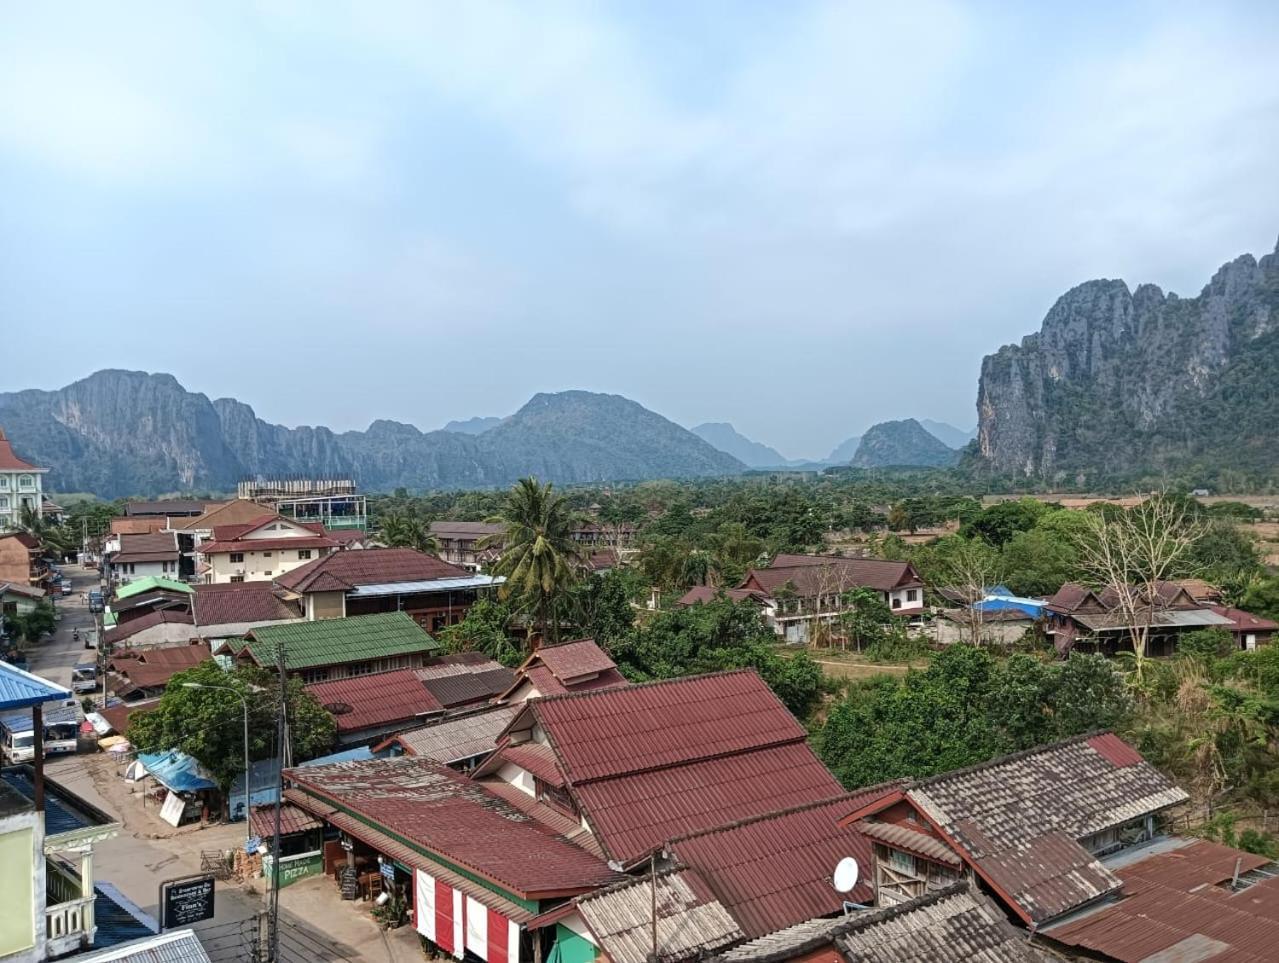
[237,478,367,531]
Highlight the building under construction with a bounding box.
[236,477,367,531]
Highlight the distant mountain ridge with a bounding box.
[919,419,975,450]
[690,422,792,468]
[827,435,862,464]
[0,371,745,497]
[851,419,960,468]
[976,235,1279,479]
[442,415,502,435]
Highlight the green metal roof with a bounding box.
[113,576,193,600]
[241,611,439,671]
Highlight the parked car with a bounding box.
[71,663,98,694]
[61,582,73,597]
[88,591,105,614]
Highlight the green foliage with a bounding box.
[960,498,1051,547]
[1177,629,1234,664]
[838,587,894,650]
[862,630,929,663]
[612,599,825,720]
[6,601,57,645]
[564,570,638,650]
[377,510,439,553]
[128,661,336,793]
[999,528,1079,597]
[486,478,585,645]
[437,598,522,667]
[816,646,1131,788]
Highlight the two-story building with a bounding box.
[0,430,47,533]
[0,534,48,591]
[195,513,339,585]
[104,533,184,587]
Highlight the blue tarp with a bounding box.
[973,594,1047,618]
[137,751,217,793]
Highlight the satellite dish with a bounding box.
[833,857,860,893]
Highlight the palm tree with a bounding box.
[482,478,585,646]
[15,503,74,560]
[378,511,439,554]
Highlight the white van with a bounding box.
[0,703,80,764]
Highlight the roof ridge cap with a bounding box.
[530,667,758,706]
[666,781,906,847]
[569,734,808,787]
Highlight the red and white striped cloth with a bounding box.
[415,868,520,963]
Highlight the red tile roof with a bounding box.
[98,699,157,736]
[677,586,768,606]
[1210,604,1279,633]
[0,429,43,472]
[112,531,179,564]
[111,642,211,671]
[275,547,470,594]
[502,671,845,865]
[1042,838,1279,962]
[667,787,900,937]
[192,582,302,626]
[497,742,566,787]
[742,555,922,597]
[535,638,618,683]
[306,668,443,734]
[286,756,620,899]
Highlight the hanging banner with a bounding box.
[415,869,436,943]
[466,896,488,958]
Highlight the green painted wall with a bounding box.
[0,826,35,956]
[550,924,597,963]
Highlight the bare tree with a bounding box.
[1075,497,1205,676]
[938,539,1004,646]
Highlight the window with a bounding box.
[230,575,245,583]
[297,549,312,560]
[906,589,918,602]
[888,849,915,875]
[263,571,272,577]
[300,667,330,684]
[0,476,8,489]
[346,662,374,677]
[0,496,7,509]
[229,552,244,563]
[262,551,273,557]
[18,474,33,489]
[891,597,902,609]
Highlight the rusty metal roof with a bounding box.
[533,638,618,683]
[1041,838,1279,962]
[576,868,745,963]
[305,668,444,734]
[667,787,899,938]
[249,802,320,838]
[285,755,619,899]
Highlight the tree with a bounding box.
[378,511,439,554]
[483,478,586,646]
[838,587,893,651]
[565,570,637,650]
[926,537,1003,645]
[129,661,336,802]
[437,598,522,667]
[1076,497,1206,676]
[1000,528,1079,597]
[6,601,57,647]
[960,498,1049,547]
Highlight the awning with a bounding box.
[136,751,217,793]
[347,576,505,598]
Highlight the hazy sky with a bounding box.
[2,2,1278,460]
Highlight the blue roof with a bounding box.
[89,882,157,950]
[0,662,71,710]
[137,751,217,793]
[300,746,374,767]
[974,594,1047,618]
[1,767,97,834]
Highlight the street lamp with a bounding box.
[181,682,254,851]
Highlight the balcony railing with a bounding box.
[46,895,93,942]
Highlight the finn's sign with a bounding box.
[160,875,215,930]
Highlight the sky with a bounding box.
[2,2,1278,461]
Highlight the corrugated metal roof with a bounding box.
[529,670,809,784]
[250,802,320,838]
[497,742,565,787]
[714,882,1045,963]
[242,611,439,670]
[420,668,511,708]
[306,668,443,733]
[855,819,964,868]
[0,661,71,709]
[193,581,303,626]
[76,929,211,962]
[573,741,844,866]
[668,788,899,938]
[275,547,473,594]
[285,756,619,899]
[576,868,745,963]
[385,705,519,764]
[534,639,618,682]
[1042,838,1279,962]
[904,732,1188,924]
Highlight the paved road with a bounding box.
[27,563,101,691]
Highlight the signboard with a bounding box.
[159,791,185,828]
[380,860,396,882]
[160,875,215,930]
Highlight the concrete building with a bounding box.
[0,431,47,533]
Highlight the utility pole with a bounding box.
[267,636,287,963]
